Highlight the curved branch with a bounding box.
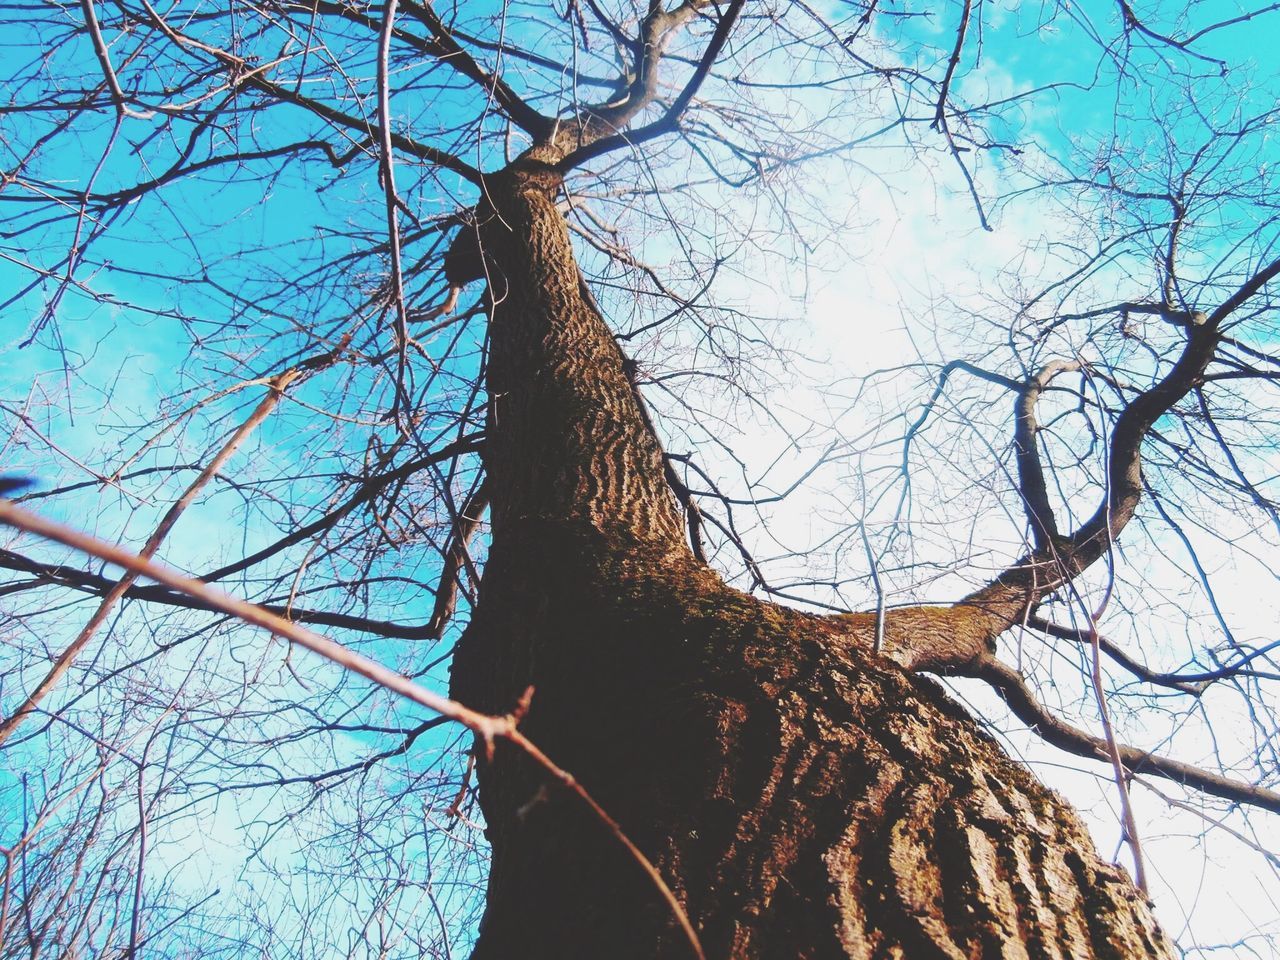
[0,548,441,639]
[0,434,484,640]
[970,654,1280,814]
[1026,616,1209,695]
[1014,360,1080,549]
[197,432,482,585]
[955,256,1280,644]
[931,0,973,130]
[556,0,746,171]
[89,140,369,208]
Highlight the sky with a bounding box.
[2,0,1280,955]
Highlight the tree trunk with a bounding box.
[450,162,1174,959]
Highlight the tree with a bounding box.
[2,0,1279,956]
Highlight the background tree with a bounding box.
[2,0,1279,956]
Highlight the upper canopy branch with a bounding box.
[547,0,746,170]
[270,0,554,138]
[1014,359,1079,550]
[396,0,552,138]
[954,254,1280,644]
[122,0,483,183]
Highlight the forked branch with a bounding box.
[556,0,747,170]
[958,255,1280,642]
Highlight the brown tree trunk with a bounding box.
[450,162,1174,959]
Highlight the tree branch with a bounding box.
[1014,360,1079,549]
[556,0,746,171]
[954,256,1280,644]
[397,0,551,138]
[0,369,303,748]
[0,499,705,960]
[970,654,1280,814]
[424,480,488,639]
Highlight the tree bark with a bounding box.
[449,161,1174,959]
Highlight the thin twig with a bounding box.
[1071,367,1147,892]
[0,369,300,748]
[376,0,420,425]
[0,500,706,960]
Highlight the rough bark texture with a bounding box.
[449,162,1174,959]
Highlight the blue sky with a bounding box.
[3,0,1280,954]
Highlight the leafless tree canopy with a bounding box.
[2,0,1279,955]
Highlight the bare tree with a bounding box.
[2,0,1279,956]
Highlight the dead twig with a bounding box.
[0,369,300,748]
[0,499,706,960]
